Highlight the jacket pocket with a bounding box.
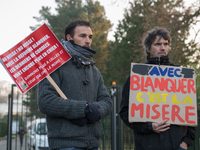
[92,121,104,138]
[60,119,88,138]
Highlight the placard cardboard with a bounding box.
[129,63,197,126]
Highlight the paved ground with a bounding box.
[0,138,28,150]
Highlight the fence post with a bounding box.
[7,94,12,150]
[7,84,16,150]
[116,85,124,150]
[111,82,117,150]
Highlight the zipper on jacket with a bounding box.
[158,57,160,66]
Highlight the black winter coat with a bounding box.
[119,56,196,150]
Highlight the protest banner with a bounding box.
[129,63,197,126]
[0,24,71,96]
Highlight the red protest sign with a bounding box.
[0,24,71,93]
[129,63,197,126]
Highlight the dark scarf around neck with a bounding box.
[61,39,96,66]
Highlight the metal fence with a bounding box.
[100,85,134,150]
[101,85,200,150]
[1,84,200,150]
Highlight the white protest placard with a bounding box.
[129,63,197,126]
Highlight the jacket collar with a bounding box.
[145,55,171,65]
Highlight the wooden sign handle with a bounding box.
[46,75,67,99]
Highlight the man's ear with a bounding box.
[66,34,72,41]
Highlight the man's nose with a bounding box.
[85,36,91,43]
[161,44,166,50]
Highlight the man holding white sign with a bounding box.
[119,27,196,150]
[38,20,112,150]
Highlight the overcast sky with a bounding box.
[0,0,199,84]
[0,0,129,83]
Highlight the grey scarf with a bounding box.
[61,39,96,65]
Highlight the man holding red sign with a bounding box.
[119,27,196,150]
[38,20,112,150]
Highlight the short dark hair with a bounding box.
[143,27,171,55]
[65,20,92,41]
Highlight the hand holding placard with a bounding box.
[152,120,170,133]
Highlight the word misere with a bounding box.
[130,103,196,124]
[130,75,196,94]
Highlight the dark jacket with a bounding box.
[119,56,196,150]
